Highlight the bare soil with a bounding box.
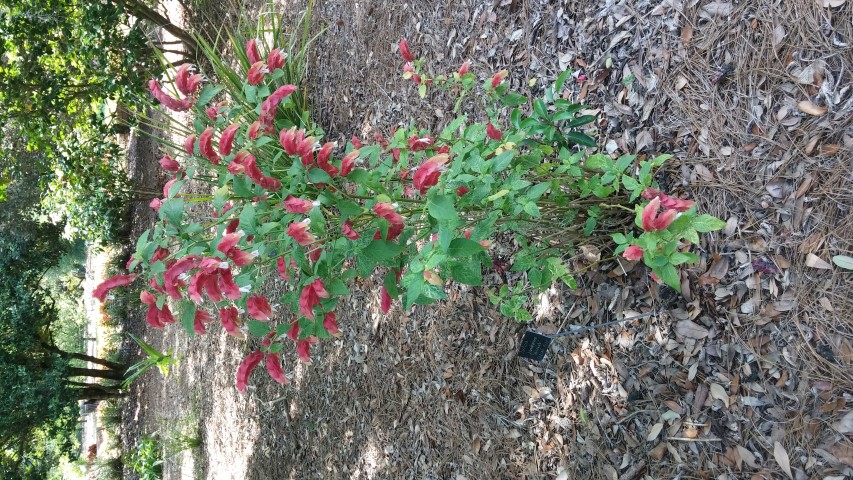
[120,0,853,479]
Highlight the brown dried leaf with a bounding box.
[710,383,729,407]
[805,253,832,269]
[701,1,734,17]
[737,446,758,469]
[680,25,693,44]
[774,442,793,479]
[833,411,853,434]
[797,100,827,116]
[648,442,667,460]
[699,255,730,285]
[675,320,709,339]
[647,422,664,441]
[694,164,714,181]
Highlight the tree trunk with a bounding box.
[44,344,126,371]
[117,0,198,57]
[67,367,125,381]
[71,386,126,401]
[65,380,121,390]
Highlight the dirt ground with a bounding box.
[120,0,853,479]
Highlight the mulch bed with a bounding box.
[120,0,853,478]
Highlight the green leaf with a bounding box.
[239,203,257,234]
[670,252,699,266]
[523,202,541,217]
[692,214,726,233]
[158,198,185,226]
[510,108,523,129]
[563,115,597,128]
[418,84,427,98]
[566,131,597,147]
[336,200,362,219]
[533,99,549,119]
[554,69,573,93]
[448,239,484,257]
[448,259,483,286]
[464,123,487,143]
[502,92,527,107]
[308,168,333,185]
[832,255,853,270]
[361,239,404,267]
[247,320,271,337]
[197,85,223,106]
[180,303,196,337]
[491,150,515,173]
[611,233,627,244]
[585,154,613,171]
[327,278,350,296]
[243,85,257,103]
[621,175,641,192]
[653,263,681,289]
[525,182,551,201]
[428,194,458,221]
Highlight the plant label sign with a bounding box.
[518,331,552,361]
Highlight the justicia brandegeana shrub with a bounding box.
[94,38,724,392]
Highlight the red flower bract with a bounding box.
[380,286,392,314]
[218,268,243,300]
[219,306,243,337]
[93,274,138,302]
[399,38,415,62]
[247,295,273,321]
[184,135,196,155]
[148,79,192,112]
[458,61,470,76]
[159,155,180,172]
[641,188,695,212]
[316,142,339,177]
[236,350,264,393]
[267,48,284,71]
[265,353,289,384]
[340,150,359,177]
[199,127,220,165]
[372,202,404,241]
[276,257,293,281]
[407,135,433,152]
[491,70,508,89]
[413,154,449,194]
[622,244,644,261]
[296,338,317,364]
[247,61,268,86]
[641,197,678,232]
[175,64,202,96]
[287,221,316,246]
[341,219,360,240]
[193,310,208,335]
[298,279,329,319]
[323,312,342,337]
[486,123,503,141]
[245,39,261,65]
[283,196,315,214]
[219,123,241,156]
[217,231,243,256]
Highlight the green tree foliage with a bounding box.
[0,191,127,476]
[0,0,194,242]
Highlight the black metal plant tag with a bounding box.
[518,331,553,361]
